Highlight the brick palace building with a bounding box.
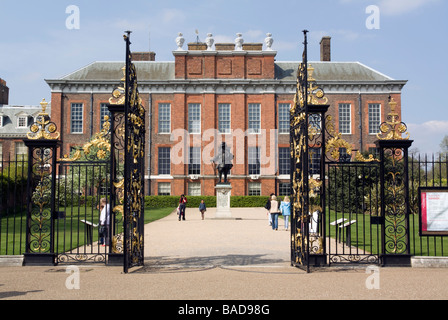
[44,34,407,197]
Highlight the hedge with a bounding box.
[144,195,285,209]
[52,195,285,209]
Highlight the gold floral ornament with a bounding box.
[325,115,353,161]
[109,66,126,105]
[307,65,328,105]
[59,115,111,161]
[377,98,410,140]
[27,99,60,140]
[355,151,379,162]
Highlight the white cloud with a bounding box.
[378,0,441,16]
[407,121,448,154]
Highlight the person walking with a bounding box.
[98,197,110,246]
[199,199,207,220]
[265,193,275,226]
[179,194,187,221]
[280,196,291,231]
[269,195,281,231]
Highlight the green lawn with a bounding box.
[324,212,448,256]
[0,206,175,255]
[3,207,448,257]
[282,211,448,256]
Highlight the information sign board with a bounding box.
[419,188,448,236]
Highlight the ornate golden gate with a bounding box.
[109,32,146,273]
[291,31,413,272]
[290,31,329,272]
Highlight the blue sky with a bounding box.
[0,0,447,154]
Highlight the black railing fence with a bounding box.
[1,153,448,258]
[409,153,448,256]
[0,156,28,255]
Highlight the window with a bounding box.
[188,182,201,196]
[158,103,171,134]
[99,186,111,196]
[218,103,231,134]
[248,103,261,134]
[368,147,380,159]
[248,147,260,175]
[309,147,321,175]
[309,114,322,131]
[158,183,171,196]
[15,141,27,160]
[189,147,201,175]
[188,103,201,134]
[100,103,111,129]
[17,116,27,128]
[278,103,290,134]
[279,183,291,196]
[338,103,351,134]
[368,104,381,134]
[158,147,171,175]
[0,143,3,160]
[279,147,290,175]
[248,183,261,196]
[71,103,83,133]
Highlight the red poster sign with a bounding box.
[419,188,448,236]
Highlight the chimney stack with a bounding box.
[131,52,156,61]
[320,36,331,62]
[0,78,9,105]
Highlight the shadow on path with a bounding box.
[133,254,288,273]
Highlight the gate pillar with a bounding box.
[23,99,61,266]
[376,98,413,266]
[378,139,413,266]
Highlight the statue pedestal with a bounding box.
[215,184,232,219]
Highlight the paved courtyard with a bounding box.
[1,207,448,302]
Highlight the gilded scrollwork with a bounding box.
[307,65,328,105]
[59,116,111,162]
[122,34,146,271]
[27,99,60,140]
[377,98,410,141]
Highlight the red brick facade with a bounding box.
[45,37,407,197]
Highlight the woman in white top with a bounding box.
[269,195,281,230]
[98,198,110,246]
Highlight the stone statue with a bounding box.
[212,142,234,184]
[205,33,214,51]
[265,33,273,51]
[235,33,244,51]
[176,32,185,50]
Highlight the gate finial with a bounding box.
[27,99,60,140]
[376,98,410,140]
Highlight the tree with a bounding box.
[440,135,448,155]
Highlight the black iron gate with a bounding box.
[23,33,146,271]
[290,31,413,271]
[290,31,311,272]
[122,32,146,273]
[54,160,110,264]
[290,31,329,272]
[325,160,382,264]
